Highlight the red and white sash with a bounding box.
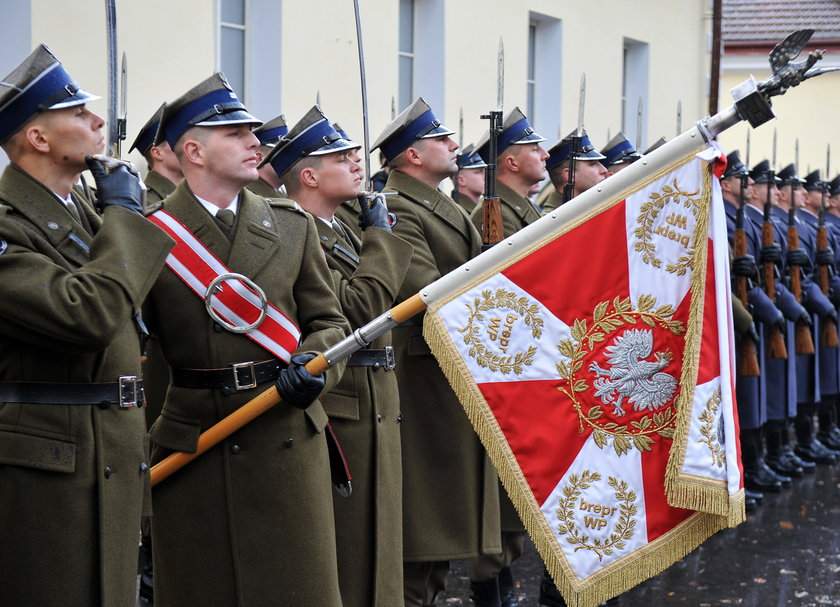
[149,209,300,363]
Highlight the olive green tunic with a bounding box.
[384,170,502,561]
[245,177,281,199]
[541,189,564,213]
[315,218,412,607]
[144,170,178,205]
[469,182,542,239]
[144,183,350,607]
[0,164,173,607]
[454,190,478,214]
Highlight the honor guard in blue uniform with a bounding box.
[452,144,487,214]
[0,45,174,606]
[542,129,607,212]
[794,170,840,463]
[599,132,642,176]
[247,113,287,198]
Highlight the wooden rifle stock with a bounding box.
[762,196,787,359]
[482,196,504,245]
[733,223,760,376]
[481,109,504,246]
[787,213,815,354]
[816,217,839,347]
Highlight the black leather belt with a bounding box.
[346,346,395,370]
[170,360,281,391]
[0,377,143,407]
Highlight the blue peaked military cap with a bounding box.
[722,150,749,178]
[749,160,781,184]
[371,97,455,162]
[160,73,261,148]
[0,44,100,144]
[261,105,360,177]
[253,114,288,147]
[804,170,823,192]
[475,107,545,163]
[129,103,166,155]
[546,128,606,172]
[332,122,350,141]
[600,132,641,167]
[776,163,806,187]
[457,143,487,170]
[831,175,840,197]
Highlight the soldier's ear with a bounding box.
[405,146,423,167]
[181,139,205,167]
[300,167,318,188]
[24,123,50,154]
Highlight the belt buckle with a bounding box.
[119,376,138,408]
[384,345,396,371]
[231,361,257,391]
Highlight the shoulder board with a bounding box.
[266,196,306,215]
[144,199,165,216]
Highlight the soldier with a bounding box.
[143,74,350,606]
[265,106,412,607]
[599,132,642,177]
[470,106,547,240]
[542,129,607,212]
[372,97,502,607]
[825,174,840,448]
[0,45,174,606]
[794,170,840,463]
[130,103,183,204]
[452,143,487,214]
[247,114,288,198]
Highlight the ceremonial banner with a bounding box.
[423,145,745,606]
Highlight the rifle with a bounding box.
[817,144,839,346]
[762,143,787,358]
[787,143,815,353]
[562,75,585,204]
[480,39,505,247]
[735,172,761,376]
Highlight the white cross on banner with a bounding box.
[422,144,745,606]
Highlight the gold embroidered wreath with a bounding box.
[698,388,726,468]
[633,179,700,276]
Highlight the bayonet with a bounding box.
[316,90,321,107]
[635,97,642,151]
[562,74,585,204]
[796,138,800,170]
[105,0,121,157]
[577,75,586,137]
[497,37,504,113]
[480,38,505,246]
[352,0,372,193]
[772,128,777,170]
[676,100,682,137]
[459,106,464,151]
[745,130,751,168]
[391,95,396,120]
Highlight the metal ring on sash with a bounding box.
[204,272,268,334]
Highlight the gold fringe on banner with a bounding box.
[423,146,741,607]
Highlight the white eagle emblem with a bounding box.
[588,328,678,416]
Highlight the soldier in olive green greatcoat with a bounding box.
[542,129,608,213]
[0,45,173,607]
[269,105,413,607]
[452,143,487,214]
[143,74,349,607]
[247,113,288,198]
[372,97,502,607]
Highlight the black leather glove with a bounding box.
[746,322,760,345]
[732,254,757,278]
[786,247,810,269]
[816,247,836,267]
[824,307,838,325]
[797,311,813,328]
[357,192,392,232]
[760,242,782,265]
[275,353,325,409]
[85,155,145,214]
[771,311,786,334]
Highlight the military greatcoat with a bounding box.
[469,181,541,239]
[453,190,478,214]
[384,170,502,561]
[315,218,412,607]
[245,177,280,199]
[144,170,177,205]
[144,183,350,607]
[0,164,173,607]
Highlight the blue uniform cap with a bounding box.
[160,73,261,148]
[749,160,781,185]
[803,170,823,192]
[129,103,165,155]
[722,150,749,179]
[457,143,487,170]
[475,107,545,163]
[372,97,454,162]
[546,129,606,172]
[0,44,100,144]
[253,114,288,147]
[261,105,360,177]
[776,163,806,187]
[830,174,840,197]
[600,132,641,167]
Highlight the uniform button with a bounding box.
[283,438,294,448]
[213,323,224,333]
[139,462,150,472]
[377,414,383,423]
[104,466,113,478]
[397,414,403,423]
[231,444,241,454]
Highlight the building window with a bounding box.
[220,0,247,100]
[398,0,415,111]
[622,38,649,151]
[527,23,537,123]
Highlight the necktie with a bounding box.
[216,209,236,239]
[332,220,352,246]
[66,201,82,222]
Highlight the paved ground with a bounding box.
[435,460,840,607]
